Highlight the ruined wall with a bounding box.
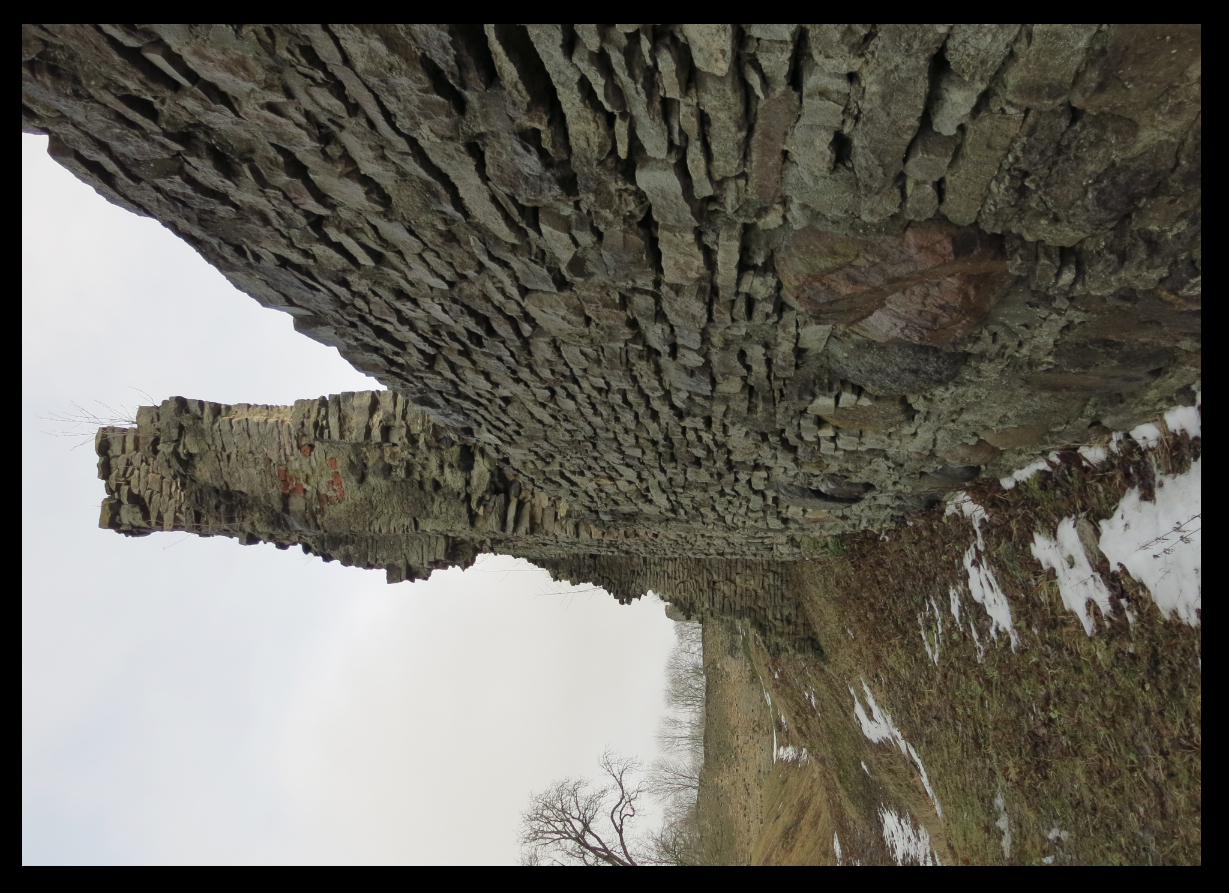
[99,391,820,646]
[24,25,1201,541]
[25,26,1201,638]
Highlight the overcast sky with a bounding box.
[21,133,679,865]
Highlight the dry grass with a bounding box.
[692,619,775,865]
[718,428,1201,865]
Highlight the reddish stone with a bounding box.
[854,268,1013,344]
[328,456,339,470]
[777,221,1010,342]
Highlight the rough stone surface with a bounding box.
[22,25,1199,637]
[98,393,820,648]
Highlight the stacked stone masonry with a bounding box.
[24,25,1199,640]
[99,393,818,647]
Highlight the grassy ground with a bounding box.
[704,426,1201,865]
[692,619,775,865]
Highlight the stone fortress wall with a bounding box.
[99,391,817,646]
[24,24,1200,643]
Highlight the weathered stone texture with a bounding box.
[22,25,1199,634]
[99,392,821,646]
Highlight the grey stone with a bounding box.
[1000,24,1101,109]
[826,333,969,396]
[18,24,1200,637]
[681,24,734,76]
[904,126,960,183]
[942,110,1024,226]
[930,24,1021,135]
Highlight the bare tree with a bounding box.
[645,751,701,801]
[520,750,658,866]
[654,712,705,756]
[655,623,706,755]
[644,621,708,864]
[662,622,705,717]
[522,624,710,866]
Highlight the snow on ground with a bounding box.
[1030,519,1116,635]
[1128,422,1164,448]
[963,542,1019,651]
[967,394,1202,639]
[879,806,941,865]
[852,681,894,744]
[999,453,1060,490]
[850,681,943,817]
[993,792,1012,859]
[804,689,820,715]
[1165,401,1201,438]
[1099,457,1201,626]
[946,493,1020,652]
[996,394,1201,628]
[758,673,779,756]
[946,491,988,537]
[918,596,944,666]
[948,584,987,661]
[775,745,808,764]
[1077,444,1109,465]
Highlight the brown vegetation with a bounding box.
[697,423,1201,865]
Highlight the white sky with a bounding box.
[21,134,678,865]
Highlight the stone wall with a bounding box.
[99,391,820,646]
[24,25,1200,638]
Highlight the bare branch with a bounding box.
[520,752,650,866]
[521,624,710,866]
[646,752,702,801]
[38,399,142,450]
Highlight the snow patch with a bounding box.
[947,494,1019,651]
[758,675,778,754]
[1002,394,1198,492]
[804,689,820,715]
[833,832,843,865]
[967,613,986,662]
[1164,403,1201,439]
[850,681,942,817]
[1129,422,1163,448]
[946,491,988,537]
[994,793,1012,860]
[918,596,944,666]
[963,542,1019,650]
[861,761,871,776]
[1077,444,1109,465]
[776,745,808,764]
[1098,457,1201,625]
[1030,518,1115,635]
[999,455,1055,490]
[879,806,940,865]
